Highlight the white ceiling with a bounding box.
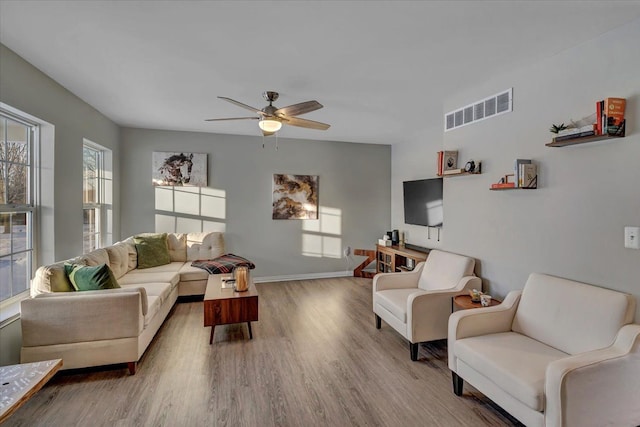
[2,1,640,145]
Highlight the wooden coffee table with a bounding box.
[204,274,258,344]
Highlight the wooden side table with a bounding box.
[452,294,501,311]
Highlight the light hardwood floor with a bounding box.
[5,277,521,426]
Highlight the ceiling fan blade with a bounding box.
[218,97,264,114]
[205,117,259,122]
[283,116,330,130]
[275,100,323,118]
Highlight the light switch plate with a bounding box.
[624,226,640,249]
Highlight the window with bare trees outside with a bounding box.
[0,113,35,304]
[83,143,103,253]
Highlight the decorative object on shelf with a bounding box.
[491,173,515,189]
[464,160,476,173]
[549,123,568,134]
[152,152,208,186]
[272,174,319,219]
[443,150,459,172]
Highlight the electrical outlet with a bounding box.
[343,246,351,257]
[624,226,640,249]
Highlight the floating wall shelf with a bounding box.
[546,133,624,148]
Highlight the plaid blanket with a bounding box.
[191,254,256,274]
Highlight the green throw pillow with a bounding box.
[134,233,171,269]
[64,263,120,291]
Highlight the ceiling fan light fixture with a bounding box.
[258,118,282,133]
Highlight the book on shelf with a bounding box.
[491,182,516,189]
[553,130,596,142]
[437,151,443,176]
[442,168,465,175]
[596,100,603,135]
[521,163,537,188]
[442,150,459,172]
[514,159,531,188]
[604,97,626,136]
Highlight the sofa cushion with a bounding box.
[186,232,224,261]
[167,233,187,262]
[417,250,475,291]
[122,282,172,305]
[134,233,171,269]
[105,243,130,279]
[178,263,209,282]
[64,263,121,292]
[118,270,180,288]
[121,238,139,271]
[512,273,635,355]
[191,254,255,274]
[31,262,75,295]
[77,248,110,267]
[375,289,427,323]
[455,331,568,412]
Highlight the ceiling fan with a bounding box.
[205,91,330,136]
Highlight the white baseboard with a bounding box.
[253,271,352,283]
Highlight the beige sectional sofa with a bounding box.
[20,232,224,374]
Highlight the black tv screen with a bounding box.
[403,178,443,227]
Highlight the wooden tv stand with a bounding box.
[376,245,428,274]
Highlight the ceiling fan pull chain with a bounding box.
[276,133,278,151]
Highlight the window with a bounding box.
[83,143,102,253]
[0,113,36,304]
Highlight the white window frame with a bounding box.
[82,141,104,253]
[0,111,37,306]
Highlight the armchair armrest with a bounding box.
[448,290,522,371]
[373,262,424,292]
[20,288,147,347]
[407,283,473,343]
[544,323,640,427]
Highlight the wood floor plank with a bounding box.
[4,277,522,426]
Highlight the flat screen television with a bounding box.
[403,178,443,227]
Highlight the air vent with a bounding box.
[445,88,513,132]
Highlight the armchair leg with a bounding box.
[452,372,464,396]
[375,314,381,329]
[410,342,419,361]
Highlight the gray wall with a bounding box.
[120,128,391,278]
[0,44,120,364]
[0,44,121,260]
[393,20,640,320]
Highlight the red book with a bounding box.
[491,183,516,189]
[604,98,626,135]
[595,100,603,135]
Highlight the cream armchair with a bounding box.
[373,249,481,360]
[448,273,639,427]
